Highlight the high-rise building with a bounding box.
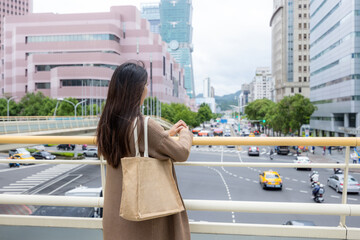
[270,0,310,102]
[249,67,273,102]
[309,0,360,137]
[239,84,250,114]
[159,0,195,98]
[203,77,210,98]
[0,6,190,107]
[141,2,160,34]
[0,0,33,95]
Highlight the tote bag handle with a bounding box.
[133,116,150,157]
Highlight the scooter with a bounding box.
[9,163,20,168]
[313,186,325,203]
[309,172,319,188]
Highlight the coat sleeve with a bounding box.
[146,118,193,162]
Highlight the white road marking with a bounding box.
[285,177,290,180]
[292,179,298,182]
[300,190,308,194]
[245,178,250,181]
[348,198,358,201]
[331,195,340,199]
[253,180,258,183]
[301,181,306,184]
[285,188,293,191]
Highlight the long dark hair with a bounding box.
[97,61,148,168]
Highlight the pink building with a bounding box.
[1,5,191,107]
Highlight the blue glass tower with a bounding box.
[159,0,195,98]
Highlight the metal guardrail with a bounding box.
[0,136,360,239]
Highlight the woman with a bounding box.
[97,61,193,240]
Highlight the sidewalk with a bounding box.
[305,147,360,173]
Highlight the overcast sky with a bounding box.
[33,0,273,97]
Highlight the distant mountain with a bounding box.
[215,90,241,111]
[196,90,241,111]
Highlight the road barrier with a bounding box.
[0,136,359,239]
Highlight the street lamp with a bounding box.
[7,96,17,120]
[55,98,86,117]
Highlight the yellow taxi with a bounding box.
[249,132,255,137]
[10,153,35,165]
[259,170,282,190]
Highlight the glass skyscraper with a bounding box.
[159,0,195,98]
[141,3,160,34]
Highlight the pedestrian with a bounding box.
[323,146,326,155]
[97,61,193,240]
[312,146,315,155]
[328,146,332,155]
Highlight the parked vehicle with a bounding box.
[327,174,360,193]
[57,144,75,151]
[213,128,223,136]
[83,148,98,158]
[191,127,202,135]
[32,151,56,160]
[248,146,260,156]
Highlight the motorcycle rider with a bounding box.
[310,171,319,184]
[270,148,274,160]
[312,182,320,198]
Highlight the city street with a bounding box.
[0,141,359,227]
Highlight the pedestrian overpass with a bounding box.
[0,136,359,240]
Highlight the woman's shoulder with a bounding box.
[140,116,167,135]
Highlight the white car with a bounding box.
[293,156,312,170]
[327,174,360,193]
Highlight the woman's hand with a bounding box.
[169,120,188,136]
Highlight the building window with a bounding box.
[304,13,307,18]
[299,13,302,18]
[298,66,302,72]
[304,4,307,8]
[298,45,302,50]
[304,44,307,50]
[304,77,307,82]
[170,63,173,81]
[298,23,301,28]
[27,34,120,43]
[304,66,307,72]
[25,85,28,93]
[304,34,307,39]
[298,34,302,40]
[35,82,51,89]
[299,55,302,61]
[299,4,302,8]
[304,55,307,61]
[299,87,302,93]
[299,77,302,82]
[162,56,166,76]
[291,87,294,93]
[304,23,307,29]
[25,69,27,76]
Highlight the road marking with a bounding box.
[348,198,358,201]
[2,186,32,189]
[285,188,293,191]
[301,180,306,184]
[292,179,298,182]
[285,177,290,180]
[253,180,257,183]
[300,190,308,194]
[245,178,250,181]
[331,195,340,199]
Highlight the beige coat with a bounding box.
[103,116,193,240]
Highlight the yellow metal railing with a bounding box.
[0,136,360,239]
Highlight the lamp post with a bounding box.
[6,96,16,120]
[57,98,86,117]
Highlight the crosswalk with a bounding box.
[0,164,81,194]
[191,146,295,156]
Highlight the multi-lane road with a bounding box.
[0,134,359,227]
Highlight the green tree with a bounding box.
[18,92,56,116]
[197,103,213,127]
[56,98,82,116]
[288,94,316,136]
[0,98,20,116]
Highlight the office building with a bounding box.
[159,0,195,98]
[270,0,310,102]
[309,0,360,137]
[1,6,190,107]
[249,67,273,102]
[0,0,33,94]
[203,77,211,98]
[141,2,160,34]
[196,77,216,113]
[239,84,250,114]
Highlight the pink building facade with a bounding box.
[1,5,191,107]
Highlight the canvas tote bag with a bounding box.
[119,116,185,221]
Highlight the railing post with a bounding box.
[100,155,106,195]
[339,146,350,227]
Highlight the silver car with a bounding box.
[327,174,360,193]
[83,148,98,158]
